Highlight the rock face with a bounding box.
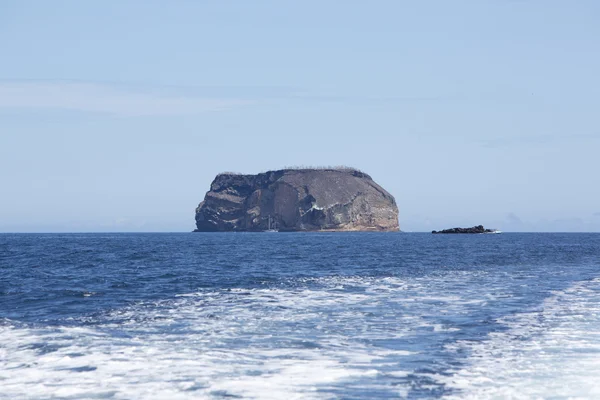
[432,225,495,234]
[194,168,399,232]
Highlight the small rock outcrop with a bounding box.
[432,225,495,234]
[194,168,399,232]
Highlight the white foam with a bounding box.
[0,276,427,399]
[6,272,595,399]
[442,278,600,399]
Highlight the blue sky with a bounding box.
[0,0,599,232]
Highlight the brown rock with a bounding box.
[194,168,399,232]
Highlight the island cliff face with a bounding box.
[194,168,399,232]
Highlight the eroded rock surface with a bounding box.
[194,168,399,232]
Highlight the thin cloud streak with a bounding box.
[480,133,598,149]
[0,81,254,116]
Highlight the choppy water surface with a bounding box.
[1,233,599,399]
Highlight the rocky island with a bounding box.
[194,168,399,232]
[432,225,499,234]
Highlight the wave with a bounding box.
[441,277,600,399]
[0,276,426,399]
[2,273,599,399]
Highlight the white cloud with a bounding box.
[0,81,253,116]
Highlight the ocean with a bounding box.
[1,232,599,399]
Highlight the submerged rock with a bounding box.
[194,168,399,232]
[432,225,496,234]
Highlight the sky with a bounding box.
[0,0,599,232]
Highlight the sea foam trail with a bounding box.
[442,278,600,399]
[0,277,432,400]
[2,271,598,399]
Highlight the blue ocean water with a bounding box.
[1,233,599,399]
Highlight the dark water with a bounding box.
[1,233,599,399]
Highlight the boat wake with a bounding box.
[442,278,600,399]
